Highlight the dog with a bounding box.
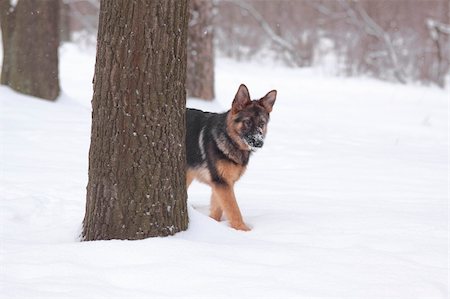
[186,84,277,231]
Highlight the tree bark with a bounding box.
[0,0,60,101]
[186,0,215,100]
[82,0,189,241]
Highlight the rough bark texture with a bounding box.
[0,0,60,101]
[82,0,189,241]
[186,0,214,100]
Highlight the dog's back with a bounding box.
[186,108,216,168]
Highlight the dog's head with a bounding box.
[227,84,277,151]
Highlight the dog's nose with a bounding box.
[254,139,264,148]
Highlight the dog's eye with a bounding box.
[243,119,251,127]
[259,121,266,128]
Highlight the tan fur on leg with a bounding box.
[209,193,223,221]
[212,184,250,231]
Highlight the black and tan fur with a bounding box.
[186,84,277,231]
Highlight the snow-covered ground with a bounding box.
[0,44,448,298]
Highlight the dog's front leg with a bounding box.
[212,184,250,231]
[209,193,223,221]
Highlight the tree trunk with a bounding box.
[82,0,189,241]
[186,0,215,100]
[59,2,71,42]
[0,0,60,101]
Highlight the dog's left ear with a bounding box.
[259,90,277,113]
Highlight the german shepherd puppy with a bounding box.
[186,84,277,231]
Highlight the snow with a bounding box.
[10,0,18,9]
[1,43,448,298]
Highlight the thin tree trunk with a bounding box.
[0,0,13,85]
[59,2,71,42]
[187,0,215,100]
[0,0,60,101]
[82,0,189,241]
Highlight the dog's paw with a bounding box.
[230,222,251,232]
[209,213,223,222]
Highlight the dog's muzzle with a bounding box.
[244,133,264,149]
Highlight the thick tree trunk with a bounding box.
[0,0,60,101]
[187,0,215,100]
[82,0,189,241]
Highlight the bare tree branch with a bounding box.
[426,18,450,87]
[338,0,406,83]
[306,1,348,23]
[223,0,304,66]
[427,18,450,37]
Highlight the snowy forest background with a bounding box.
[1,1,449,298]
[64,0,450,88]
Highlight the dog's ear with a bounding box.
[259,90,277,113]
[232,84,251,114]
